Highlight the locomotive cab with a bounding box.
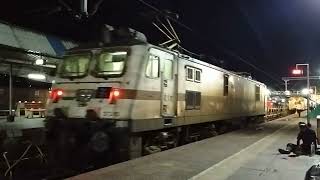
[47,45,147,122]
[46,40,181,163]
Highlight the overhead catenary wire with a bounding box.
[135,0,193,31]
[152,22,173,41]
[157,18,176,40]
[217,48,283,85]
[135,0,283,87]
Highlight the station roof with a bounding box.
[0,21,78,58]
[0,21,79,82]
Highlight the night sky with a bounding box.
[1,0,320,90]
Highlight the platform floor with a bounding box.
[0,116,44,127]
[0,117,45,137]
[192,117,318,180]
[70,113,316,180]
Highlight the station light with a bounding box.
[110,52,127,56]
[27,73,46,80]
[35,58,44,65]
[309,88,314,94]
[284,90,291,96]
[292,69,303,75]
[281,99,286,103]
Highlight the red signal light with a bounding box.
[113,89,120,97]
[50,89,64,102]
[57,90,63,96]
[292,69,303,75]
[109,88,121,104]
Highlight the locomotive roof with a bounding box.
[65,42,266,87]
[147,44,266,87]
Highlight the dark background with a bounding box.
[1,0,320,90]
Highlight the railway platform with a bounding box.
[0,117,45,138]
[70,113,319,180]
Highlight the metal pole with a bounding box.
[284,80,288,91]
[9,64,12,116]
[307,64,310,124]
[81,0,88,15]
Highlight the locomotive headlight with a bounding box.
[50,89,64,103]
[109,88,121,104]
[57,90,63,96]
[35,58,44,65]
[113,89,120,97]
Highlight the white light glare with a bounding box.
[27,73,46,80]
[292,69,303,75]
[110,52,127,56]
[266,89,271,95]
[285,90,291,96]
[281,99,286,103]
[310,89,314,94]
[301,88,310,95]
[35,58,44,65]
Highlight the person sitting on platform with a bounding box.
[279,122,317,155]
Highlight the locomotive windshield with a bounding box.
[94,51,127,76]
[58,50,127,78]
[59,53,91,77]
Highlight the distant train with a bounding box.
[288,96,307,113]
[46,29,268,162]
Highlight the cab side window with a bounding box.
[186,67,194,81]
[255,85,261,101]
[146,55,160,78]
[186,66,201,82]
[223,74,229,96]
[195,69,201,82]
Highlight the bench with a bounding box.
[16,102,46,118]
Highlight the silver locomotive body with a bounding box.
[47,42,267,160]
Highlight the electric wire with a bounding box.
[135,0,283,87]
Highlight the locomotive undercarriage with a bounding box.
[43,114,264,176]
[139,117,261,156]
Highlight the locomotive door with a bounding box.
[149,48,177,117]
[160,57,176,117]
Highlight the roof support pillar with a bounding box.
[9,63,12,116]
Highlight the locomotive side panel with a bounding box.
[178,57,266,126]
